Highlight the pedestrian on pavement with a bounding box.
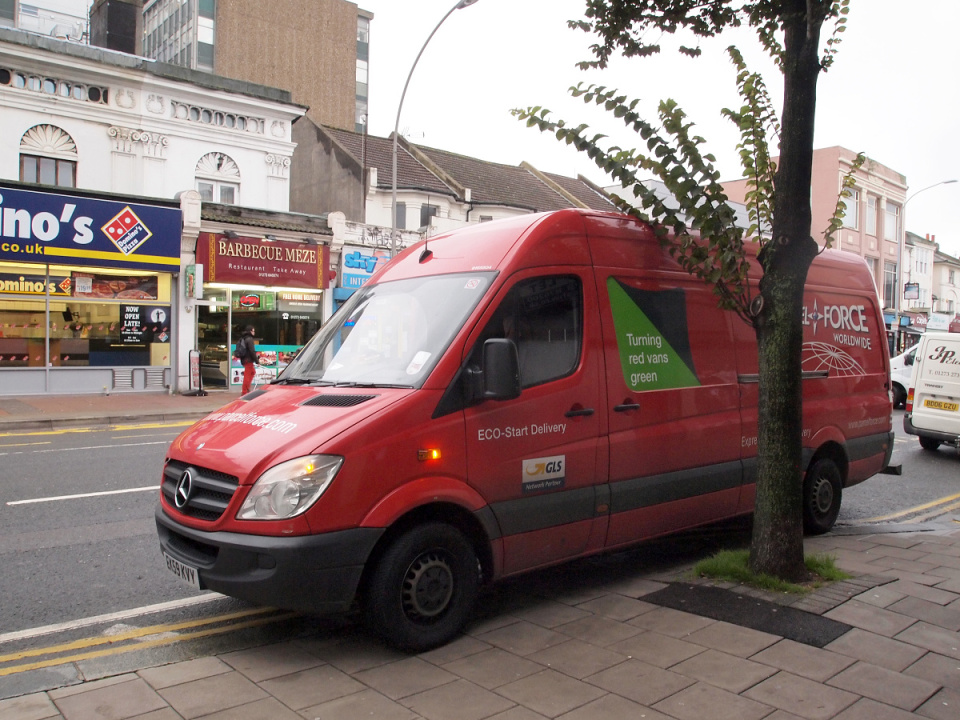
[237,325,258,394]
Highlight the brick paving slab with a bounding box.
[400,678,515,720]
[887,596,960,631]
[552,614,642,648]
[750,638,856,682]
[903,651,960,691]
[824,600,917,637]
[0,693,61,720]
[743,671,859,720]
[496,668,606,717]
[682,619,780,657]
[553,692,673,720]
[914,687,960,720]
[525,639,626,679]
[441,648,544,690]
[894,622,960,660]
[51,676,167,720]
[653,680,773,720]
[302,687,421,720]
[668,648,778,692]
[826,661,941,711]
[154,671,267,719]
[583,658,694,706]
[352,657,457,701]
[824,628,927,671]
[832,697,925,720]
[257,664,366,710]
[606,629,706,668]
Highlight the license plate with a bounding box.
[924,399,960,412]
[163,551,201,590]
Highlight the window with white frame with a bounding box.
[866,195,878,236]
[915,247,931,275]
[949,269,956,285]
[195,152,239,204]
[19,124,77,188]
[884,201,900,241]
[841,187,859,229]
[883,262,897,308]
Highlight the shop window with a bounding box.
[195,152,239,204]
[19,125,77,188]
[0,263,171,369]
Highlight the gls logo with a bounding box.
[522,455,566,494]
[523,455,565,481]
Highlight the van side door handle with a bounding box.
[565,407,595,418]
[614,402,641,412]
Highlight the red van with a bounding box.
[157,209,894,650]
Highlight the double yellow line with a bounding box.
[860,491,960,524]
[0,607,298,677]
[0,420,195,439]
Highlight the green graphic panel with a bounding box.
[608,278,700,391]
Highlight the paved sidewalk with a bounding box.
[0,390,234,431]
[1,393,959,718]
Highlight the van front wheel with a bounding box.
[803,458,842,535]
[363,523,479,652]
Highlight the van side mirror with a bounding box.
[905,353,914,366]
[482,339,521,400]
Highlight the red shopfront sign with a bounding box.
[198,232,330,289]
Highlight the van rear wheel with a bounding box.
[803,458,842,535]
[363,523,479,652]
[919,436,942,451]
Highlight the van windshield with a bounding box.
[278,272,496,387]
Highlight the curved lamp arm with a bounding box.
[391,0,480,256]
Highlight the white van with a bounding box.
[904,332,960,453]
[890,345,918,409]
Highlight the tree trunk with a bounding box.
[749,2,827,581]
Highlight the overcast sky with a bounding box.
[358,0,960,256]
[58,1,960,255]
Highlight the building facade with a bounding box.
[138,0,368,132]
[0,26,339,396]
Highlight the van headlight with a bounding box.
[237,455,343,520]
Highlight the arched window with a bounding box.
[20,124,77,187]
[195,152,240,204]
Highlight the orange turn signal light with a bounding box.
[418,448,442,462]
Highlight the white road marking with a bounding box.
[0,440,169,457]
[7,486,158,506]
[0,593,226,643]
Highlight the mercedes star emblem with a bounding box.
[174,469,194,509]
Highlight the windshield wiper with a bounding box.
[271,377,318,385]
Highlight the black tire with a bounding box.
[363,523,479,652]
[802,458,842,535]
[919,436,942,451]
[892,384,906,409]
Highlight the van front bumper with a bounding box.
[904,414,960,444]
[156,504,384,614]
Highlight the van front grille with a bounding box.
[162,460,239,522]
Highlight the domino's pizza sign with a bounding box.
[0,183,181,271]
[102,206,154,255]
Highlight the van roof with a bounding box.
[372,209,878,293]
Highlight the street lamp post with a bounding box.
[390,0,480,257]
[895,179,957,352]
